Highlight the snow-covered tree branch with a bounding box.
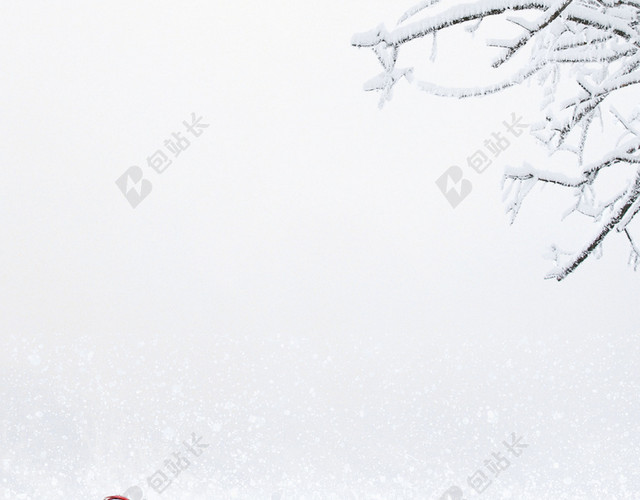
[352,0,640,280]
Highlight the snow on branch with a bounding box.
[545,168,640,280]
[491,0,574,68]
[353,0,640,279]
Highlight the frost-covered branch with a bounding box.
[545,168,640,279]
[353,0,640,279]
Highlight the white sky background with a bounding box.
[1,1,639,498]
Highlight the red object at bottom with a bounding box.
[104,497,130,500]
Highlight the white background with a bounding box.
[1,1,639,498]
